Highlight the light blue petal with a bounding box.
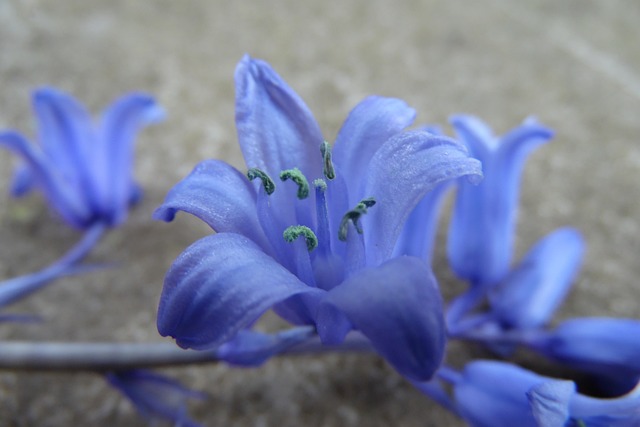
[448,115,553,286]
[570,381,640,426]
[362,130,482,266]
[235,55,324,181]
[489,228,585,329]
[454,361,558,427]
[106,369,205,427]
[153,160,271,253]
[97,92,164,225]
[392,181,453,264]
[0,131,90,228]
[529,318,640,378]
[216,326,315,366]
[318,256,446,381]
[526,381,574,426]
[157,233,323,350]
[332,96,415,205]
[32,88,97,210]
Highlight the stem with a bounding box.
[0,222,106,307]
[0,335,374,372]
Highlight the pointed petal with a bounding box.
[0,131,90,227]
[447,115,553,286]
[529,318,640,378]
[153,160,271,252]
[489,228,584,329]
[363,130,482,266]
[157,233,323,350]
[32,88,97,209]
[454,361,562,427]
[97,93,164,225]
[332,96,415,203]
[318,256,446,381]
[527,381,574,427]
[216,326,315,366]
[235,55,324,180]
[392,181,453,264]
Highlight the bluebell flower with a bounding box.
[154,55,483,381]
[106,369,205,427]
[447,115,554,287]
[428,360,640,427]
[0,87,164,229]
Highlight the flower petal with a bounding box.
[447,115,553,286]
[489,228,585,329]
[216,326,315,366]
[528,317,640,378]
[97,92,164,225]
[157,232,323,350]
[0,131,90,227]
[32,88,98,210]
[570,381,640,426]
[235,55,324,180]
[153,160,271,252]
[332,96,415,204]
[453,361,562,427]
[318,256,446,381]
[526,381,575,427]
[362,130,483,266]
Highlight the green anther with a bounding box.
[283,225,318,252]
[576,421,587,427]
[279,168,309,199]
[313,178,327,192]
[320,141,336,180]
[247,168,275,195]
[338,197,377,241]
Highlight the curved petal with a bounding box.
[447,115,553,286]
[97,92,164,225]
[318,256,446,381]
[332,96,415,204]
[234,55,324,180]
[526,381,575,427]
[216,326,315,366]
[528,318,640,378]
[489,228,585,329]
[362,130,483,266]
[392,180,453,264]
[157,233,323,350]
[570,381,640,426]
[454,361,563,427]
[153,160,271,252]
[0,131,90,227]
[32,88,97,210]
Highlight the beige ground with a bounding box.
[0,1,639,426]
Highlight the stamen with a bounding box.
[320,141,335,180]
[314,179,330,252]
[338,197,376,241]
[283,225,318,252]
[247,168,275,195]
[279,168,309,199]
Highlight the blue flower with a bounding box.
[154,55,482,381]
[447,115,554,287]
[0,87,164,229]
[106,370,205,427]
[427,360,640,427]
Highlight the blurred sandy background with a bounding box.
[0,1,639,425]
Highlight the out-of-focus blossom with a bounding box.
[0,87,164,229]
[154,55,483,381]
[106,369,205,427]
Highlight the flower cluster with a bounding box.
[1,57,639,426]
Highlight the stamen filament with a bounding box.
[279,168,309,199]
[283,225,318,252]
[247,168,275,195]
[338,197,376,241]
